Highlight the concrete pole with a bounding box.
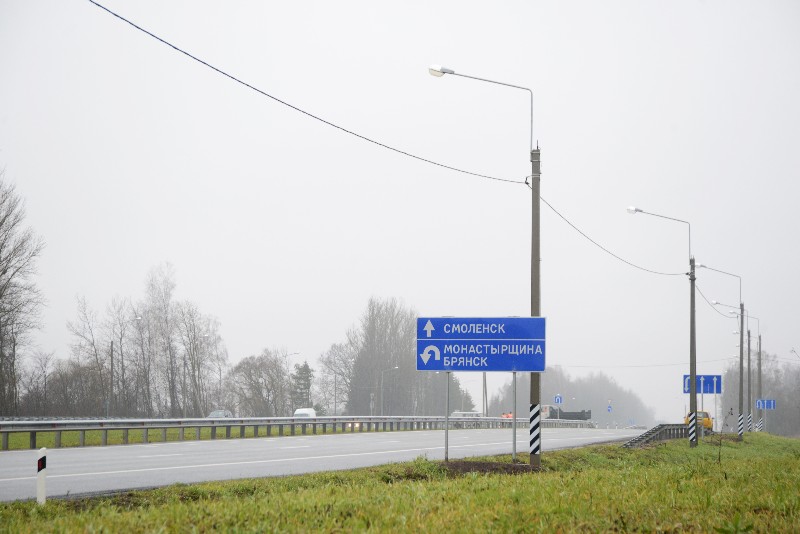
[689,257,697,447]
[529,148,542,468]
[747,329,752,431]
[757,334,762,425]
[738,302,744,440]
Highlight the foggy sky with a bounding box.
[1,0,798,421]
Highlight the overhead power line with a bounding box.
[88,0,685,279]
[696,284,738,318]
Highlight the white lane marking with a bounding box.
[0,441,513,482]
[278,446,311,450]
[137,454,182,458]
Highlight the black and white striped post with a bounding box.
[747,413,753,432]
[529,404,541,460]
[37,447,46,505]
[687,412,697,444]
[757,418,763,432]
[737,414,744,438]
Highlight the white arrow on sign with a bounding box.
[419,345,440,365]
[713,376,717,393]
[684,376,690,393]
[424,320,435,338]
[700,376,705,393]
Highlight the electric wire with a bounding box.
[562,357,736,369]
[696,284,737,318]
[90,0,690,279]
[536,189,685,276]
[87,0,522,185]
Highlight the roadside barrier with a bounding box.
[622,424,691,448]
[0,416,597,451]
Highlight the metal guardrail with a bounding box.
[0,416,596,450]
[622,423,691,448]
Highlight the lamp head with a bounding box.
[429,64,455,77]
[626,206,642,215]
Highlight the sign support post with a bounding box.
[445,371,450,462]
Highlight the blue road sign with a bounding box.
[416,317,546,372]
[756,399,776,410]
[554,394,563,405]
[683,375,722,394]
[607,405,612,413]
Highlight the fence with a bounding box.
[622,423,692,448]
[0,416,596,450]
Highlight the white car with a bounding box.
[293,408,317,418]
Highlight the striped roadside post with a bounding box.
[37,447,46,505]
[737,414,744,438]
[529,404,541,461]
[747,413,753,432]
[758,418,763,432]
[688,412,697,444]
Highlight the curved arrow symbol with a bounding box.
[419,345,440,365]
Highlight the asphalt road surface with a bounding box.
[0,427,641,502]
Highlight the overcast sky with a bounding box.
[2,1,798,422]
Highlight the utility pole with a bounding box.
[689,257,697,447]
[747,329,752,431]
[738,302,744,440]
[108,340,114,418]
[757,334,762,429]
[529,147,542,468]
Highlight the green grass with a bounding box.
[2,433,799,532]
[4,423,367,450]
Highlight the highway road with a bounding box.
[0,427,641,502]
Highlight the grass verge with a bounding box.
[1,433,799,532]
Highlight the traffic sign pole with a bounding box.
[530,148,542,469]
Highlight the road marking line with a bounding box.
[278,446,311,450]
[0,442,513,482]
[137,454,182,458]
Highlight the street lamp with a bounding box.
[430,64,543,468]
[721,303,761,434]
[627,206,698,446]
[380,366,398,417]
[699,265,746,440]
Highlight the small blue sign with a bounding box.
[683,375,722,394]
[416,317,546,372]
[607,405,612,413]
[554,394,563,405]
[756,399,776,410]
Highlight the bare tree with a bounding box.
[227,348,291,416]
[0,173,45,415]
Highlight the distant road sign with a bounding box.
[554,394,563,405]
[416,317,546,372]
[683,375,722,394]
[607,405,612,413]
[756,399,777,410]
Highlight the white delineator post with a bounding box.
[37,447,47,505]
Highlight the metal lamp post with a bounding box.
[728,309,760,432]
[429,64,542,468]
[380,366,398,417]
[628,207,697,446]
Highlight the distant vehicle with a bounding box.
[293,408,317,418]
[685,411,713,430]
[207,409,233,418]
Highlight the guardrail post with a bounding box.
[2,432,7,450]
[179,427,185,441]
[101,429,108,446]
[55,431,62,448]
[79,430,85,447]
[123,429,129,445]
[254,425,259,438]
[29,431,36,449]
[279,424,284,437]
[291,424,296,436]
[302,423,307,435]
[266,424,272,437]
[142,428,148,444]
[161,428,167,442]
[211,426,216,440]
[239,425,245,438]
[195,427,200,440]
[225,426,231,439]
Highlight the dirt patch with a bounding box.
[442,460,535,476]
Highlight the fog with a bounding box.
[1,1,799,422]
